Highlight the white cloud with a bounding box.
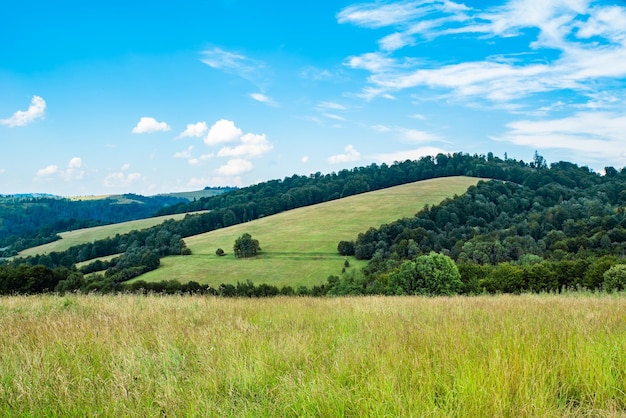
[1,96,46,127]
[36,165,59,178]
[371,124,391,132]
[104,172,143,188]
[217,133,273,159]
[373,146,450,164]
[188,154,214,166]
[323,113,345,121]
[495,111,626,165]
[317,101,348,111]
[121,163,131,171]
[174,146,195,159]
[132,117,170,134]
[401,128,444,143]
[64,157,85,181]
[200,47,265,83]
[339,0,626,109]
[205,119,242,146]
[337,2,429,28]
[0,168,6,175]
[328,145,362,164]
[216,159,254,176]
[35,157,85,182]
[302,156,310,163]
[250,93,277,105]
[177,122,208,139]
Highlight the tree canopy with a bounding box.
[233,233,260,258]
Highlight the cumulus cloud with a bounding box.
[1,96,46,127]
[64,157,85,181]
[328,145,362,164]
[217,133,273,159]
[34,157,85,181]
[36,165,59,179]
[302,156,310,163]
[216,159,254,176]
[104,172,143,188]
[132,117,170,134]
[205,119,242,146]
[177,122,208,139]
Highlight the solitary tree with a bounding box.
[233,233,260,258]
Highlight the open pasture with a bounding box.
[0,293,624,416]
[138,176,480,288]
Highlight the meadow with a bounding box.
[0,293,624,416]
[18,211,207,258]
[138,176,480,288]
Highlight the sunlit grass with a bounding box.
[138,176,480,287]
[1,293,624,416]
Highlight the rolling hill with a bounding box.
[136,176,481,288]
[18,211,207,258]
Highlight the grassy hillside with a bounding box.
[19,211,206,258]
[138,176,480,288]
[1,293,624,416]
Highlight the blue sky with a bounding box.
[1,0,626,196]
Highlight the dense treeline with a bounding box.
[2,152,626,296]
[0,194,185,256]
[329,159,626,295]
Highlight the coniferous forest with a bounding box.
[1,152,626,295]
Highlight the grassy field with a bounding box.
[18,211,207,258]
[138,176,480,288]
[0,293,624,416]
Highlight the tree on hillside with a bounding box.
[388,252,462,295]
[233,233,260,258]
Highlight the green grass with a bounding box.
[138,176,480,288]
[18,211,207,258]
[1,293,624,416]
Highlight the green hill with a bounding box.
[136,176,481,288]
[18,211,206,258]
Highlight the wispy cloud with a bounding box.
[328,144,362,164]
[1,96,46,127]
[200,47,266,84]
[494,111,626,165]
[250,93,277,106]
[132,117,170,134]
[339,0,626,110]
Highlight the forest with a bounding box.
[1,152,625,295]
[0,194,185,256]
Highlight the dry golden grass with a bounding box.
[1,293,625,416]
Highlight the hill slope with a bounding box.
[18,211,207,258]
[137,176,481,288]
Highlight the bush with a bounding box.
[603,264,626,292]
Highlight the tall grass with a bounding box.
[1,293,624,416]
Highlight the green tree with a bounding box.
[389,252,462,296]
[603,264,626,292]
[233,233,260,258]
